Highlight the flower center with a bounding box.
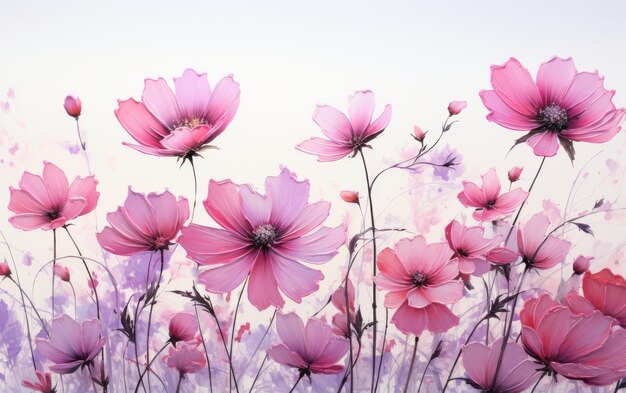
[350,136,364,149]
[457,248,468,257]
[253,224,277,248]
[153,236,169,250]
[47,210,61,220]
[485,200,496,210]
[177,118,204,128]
[537,104,569,131]
[411,272,428,287]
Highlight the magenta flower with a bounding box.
[96,188,189,256]
[164,343,206,376]
[168,312,197,345]
[507,166,523,183]
[517,213,571,270]
[457,168,528,222]
[374,236,463,336]
[268,312,349,375]
[22,371,55,393]
[480,57,625,160]
[582,269,626,326]
[330,279,355,337]
[179,168,346,310]
[339,190,359,205]
[0,260,11,277]
[115,69,240,159]
[573,255,593,275]
[8,162,99,231]
[53,264,70,282]
[520,294,626,386]
[463,338,539,393]
[296,90,392,162]
[448,100,467,116]
[445,219,501,275]
[63,95,81,118]
[36,314,105,374]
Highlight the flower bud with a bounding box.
[447,100,467,116]
[340,191,359,205]
[169,313,197,345]
[0,261,11,277]
[413,125,426,142]
[54,264,70,282]
[63,95,82,118]
[573,255,593,275]
[508,166,523,183]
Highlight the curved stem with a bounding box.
[189,158,199,222]
[248,354,268,393]
[52,228,57,317]
[193,300,213,393]
[289,372,305,393]
[75,118,93,174]
[211,300,240,393]
[8,277,37,369]
[134,341,170,393]
[69,281,77,318]
[229,277,248,393]
[417,352,435,393]
[402,336,419,393]
[64,226,101,319]
[530,371,548,393]
[175,373,183,393]
[442,316,488,393]
[144,249,165,392]
[336,343,362,393]
[242,309,277,379]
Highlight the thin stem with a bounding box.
[417,353,435,393]
[52,228,57,317]
[210,300,240,393]
[134,341,170,393]
[614,379,624,393]
[69,281,77,318]
[442,316,488,393]
[75,118,93,174]
[530,371,548,393]
[241,309,277,380]
[144,249,165,392]
[248,354,268,393]
[229,277,248,393]
[336,343,362,393]
[64,226,101,319]
[189,158,199,222]
[133,294,147,393]
[8,276,37,369]
[175,373,183,393]
[289,372,305,393]
[359,148,378,393]
[373,308,389,393]
[402,336,419,393]
[8,277,49,335]
[193,300,213,393]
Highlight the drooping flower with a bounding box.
[296,90,392,162]
[507,166,523,183]
[457,168,528,221]
[573,255,593,275]
[168,312,197,345]
[115,69,240,159]
[582,269,626,326]
[517,213,571,270]
[520,294,626,386]
[268,312,349,375]
[448,100,467,116]
[22,371,55,393]
[178,168,346,310]
[445,219,501,275]
[63,95,81,118]
[53,264,70,282]
[374,236,463,336]
[96,188,189,256]
[164,343,206,376]
[463,338,539,393]
[8,162,99,231]
[480,57,625,160]
[330,279,356,337]
[36,314,105,374]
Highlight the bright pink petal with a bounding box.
[536,57,577,105]
[490,58,541,118]
[391,302,427,336]
[271,252,323,303]
[480,90,540,130]
[204,180,251,237]
[115,99,169,147]
[348,90,375,137]
[179,224,250,265]
[42,162,69,208]
[239,184,271,228]
[312,104,353,142]
[280,201,331,241]
[363,104,392,141]
[494,188,528,215]
[313,336,349,369]
[304,318,333,361]
[174,69,211,121]
[68,176,99,215]
[268,344,307,369]
[383,289,410,308]
[96,227,151,256]
[247,253,283,310]
[204,75,240,131]
[276,312,306,355]
[277,225,345,264]
[295,137,353,162]
[526,131,560,157]
[266,168,309,232]
[406,287,431,308]
[8,214,50,231]
[19,171,52,209]
[146,191,188,240]
[423,281,464,305]
[199,251,257,294]
[480,168,501,202]
[160,125,216,153]
[141,77,181,127]
[424,303,459,332]
[377,248,410,282]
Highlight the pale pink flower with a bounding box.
[36,314,105,374]
[463,338,539,393]
[164,343,206,376]
[179,168,346,310]
[339,190,359,205]
[330,279,355,337]
[96,188,189,256]
[573,255,593,275]
[168,312,197,345]
[53,264,70,282]
[445,219,501,275]
[22,371,55,393]
[413,125,426,142]
[480,57,625,160]
[116,69,240,159]
[448,100,467,116]
[507,166,523,183]
[296,90,392,162]
[8,162,99,231]
[582,269,626,326]
[457,168,528,221]
[374,236,463,336]
[520,294,626,386]
[485,247,520,265]
[0,260,11,277]
[268,312,349,374]
[517,213,571,270]
[63,95,81,118]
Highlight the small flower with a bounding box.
[448,100,467,116]
[53,264,70,282]
[96,188,189,256]
[268,312,349,374]
[0,260,11,277]
[457,168,528,221]
[485,247,519,265]
[572,255,593,275]
[164,343,206,376]
[63,95,82,118]
[36,314,105,374]
[296,90,392,162]
[463,338,539,393]
[517,213,571,270]
[168,312,197,345]
[8,162,99,231]
[508,166,523,182]
[22,371,55,393]
[330,279,355,337]
[339,191,359,205]
[445,219,501,275]
[480,57,625,160]
[413,125,426,142]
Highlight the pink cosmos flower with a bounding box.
[463,338,539,393]
[36,314,105,374]
[8,162,99,231]
[445,219,501,275]
[296,90,392,162]
[374,236,463,336]
[168,312,197,345]
[179,168,346,311]
[164,343,206,376]
[517,213,571,270]
[457,168,528,222]
[63,95,81,118]
[480,57,625,160]
[96,188,189,256]
[22,371,55,393]
[520,294,626,386]
[330,279,355,337]
[115,69,240,159]
[448,100,467,116]
[268,312,349,375]
[582,269,626,326]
